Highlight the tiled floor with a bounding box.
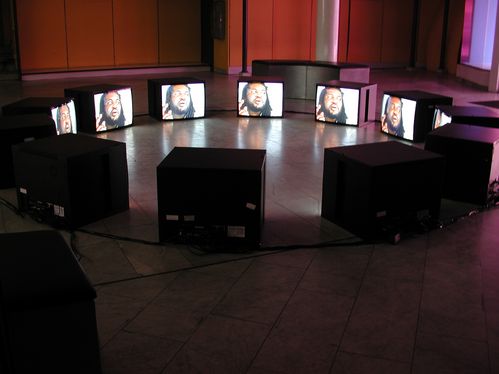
[1,68,499,373]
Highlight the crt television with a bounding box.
[50,99,78,135]
[315,81,377,126]
[433,105,499,129]
[237,77,284,118]
[64,84,133,134]
[432,107,453,130]
[1,97,77,135]
[148,77,206,121]
[380,90,453,142]
[315,84,360,126]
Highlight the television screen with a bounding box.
[50,99,77,135]
[315,85,360,125]
[380,94,417,141]
[160,82,205,120]
[432,107,452,129]
[93,88,133,132]
[237,81,283,118]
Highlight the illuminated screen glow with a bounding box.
[237,81,284,117]
[93,88,133,132]
[432,108,452,129]
[315,85,360,125]
[161,83,205,120]
[380,94,416,141]
[50,100,77,135]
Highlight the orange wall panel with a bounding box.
[446,0,465,74]
[66,0,115,68]
[228,0,242,68]
[417,0,444,70]
[347,0,383,63]
[338,0,350,62]
[272,0,314,60]
[310,0,317,59]
[381,0,413,64]
[158,0,201,64]
[113,0,158,66]
[247,0,273,66]
[16,0,68,71]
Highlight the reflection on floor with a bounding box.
[1,68,499,373]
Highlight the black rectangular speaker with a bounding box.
[12,134,129,228]
[157,147,266,248]
[0,114,56,188]
[322,141,445,241]
[425,123,499,205]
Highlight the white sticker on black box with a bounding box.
[20,187,27,194]
[227,226,245,238]
[376,210,387,218]
[246,202,256,210]
[184,215,195,221]
[54,205,65,217]
[166,215,179,221]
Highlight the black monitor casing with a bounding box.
[322,141,445,241]
[2,97,72,117]
[0,114,56,188]
[157,147,266,249]
[0,230,101,373]
[425,123,499,205]
[12,134,129,228]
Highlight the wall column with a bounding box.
[488,0,499,91]
[315,0,339,62]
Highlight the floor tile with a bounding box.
[413,333,489,374]
[340,274,421,362]
[163,315,269,373]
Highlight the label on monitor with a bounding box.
[166,215,179,221]
[376,210,387,218]
[53,204,65,217]
[246,202,257,210]
[19,187,27,194]
[184,215,195,222]
[227,226,245,238]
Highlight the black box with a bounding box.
[321,141,445,241]
[12,133,129,228]
[0,114,56,188]
[380,90,453,142]
[147,77,206,121]
[64,84,133,134]
[0,230,101,373]
[157,147,266,248]
[425,123,499,205]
